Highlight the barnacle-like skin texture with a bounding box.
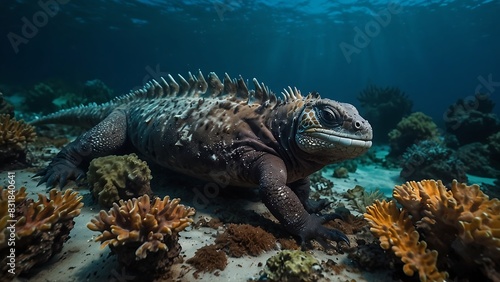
[87,194,195,278]
[0,114,36,165]
[34,71,372,247]
[87,153,152,207]
[365,179,500,281]
[0,188,83,280]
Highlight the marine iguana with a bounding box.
[32,71,373,246]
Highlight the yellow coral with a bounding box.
[366,179,500,281]
[0,114,36,162]
[87,153,152,207]
[364,200,447,282]
[87,194,195,259]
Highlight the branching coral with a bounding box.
[87,153,153,207]
[87,194,195,278]
[0,114,36,165]
[365,200,447,282]
[365,179,500,281]
[0,187,83,279]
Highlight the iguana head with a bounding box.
[281,87,372,164]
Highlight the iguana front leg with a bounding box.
[35,109,128,188]
[254,154,349,246]
[289,178,331,213]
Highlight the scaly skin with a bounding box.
[32,71,373,246]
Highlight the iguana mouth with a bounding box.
[306,129,372,148]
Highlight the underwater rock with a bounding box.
[0,114,36,168]
[365,179,500,282]
[357,85,413,143]
[87,194,195,280]
[87,153,153,208]
[0,92,14,116]
[348,242,391,272]
[333,167,349,178]
[0,187,83,280]
[263,250,321,282]
[444,93,500,146]
[400,140,467,186]
[388,112,440,158]
[214,224,277,257]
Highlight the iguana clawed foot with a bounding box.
[34,158,85,189]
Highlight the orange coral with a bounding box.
[87,194,195,259]
[0,114,36,154]
[0,187,27,247]
[16,189,83,238]
[365,200,447,282]
[1,187,83,278]
[365,179,500,281]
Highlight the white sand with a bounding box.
[2,157,404,282]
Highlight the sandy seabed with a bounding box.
[4,147,495,282]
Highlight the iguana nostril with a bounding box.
[354,120,362,130]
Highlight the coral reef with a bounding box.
[444,93,500,146]
[25,83,61,113]
[0,114,36,167]
[186,244,227,276]
[343,185,385,213]
[1,187,83,280]
[87,153,153,208]
[87,194,195,279]
[263,250,321,281]
[357,85,413,143]
[82,79,114,104]
[0,92,14,116]
[488,131,500,170]
[455,142,499,177]
[388,112,440,158]
[400,140,467,186]
[214,224,277,257]
[364,179,500,281]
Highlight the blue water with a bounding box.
[1,0,499,121]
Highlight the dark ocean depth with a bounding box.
[1,0,499,122]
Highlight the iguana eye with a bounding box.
[318,107,340,127]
